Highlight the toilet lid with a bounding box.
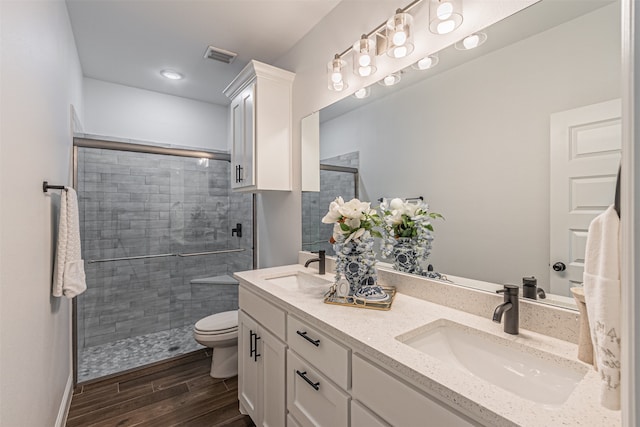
[195,310,238,333]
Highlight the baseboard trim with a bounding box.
[55,374,73,427]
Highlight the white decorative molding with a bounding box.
[55,374,73,427]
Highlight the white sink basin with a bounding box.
[396,320,587,406]
[265,271,332,296]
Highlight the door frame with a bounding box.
[621,0,636,425]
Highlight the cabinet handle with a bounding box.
[253,334,261,361]
[296,370,320,391]
[238,165,244,182]
[249,330,256,358]
[296,330,320,347]
[235,165,240,183]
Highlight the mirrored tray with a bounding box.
[323,285,396,311]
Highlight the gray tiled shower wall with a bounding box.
[76,148,253,349]
[301,152,359,256]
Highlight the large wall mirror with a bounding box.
[302,0,621,309]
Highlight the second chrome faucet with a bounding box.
[493,284,519,335]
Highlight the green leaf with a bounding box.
[426,224,434,231]
[370,230,383,238]
[339,223,350,231]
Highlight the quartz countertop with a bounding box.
[234,264,620,427]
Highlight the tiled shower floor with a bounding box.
[78,324,205,383]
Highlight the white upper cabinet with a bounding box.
[224,60,295,192]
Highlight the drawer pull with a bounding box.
[296,330,320,347]
[296,370,320,391]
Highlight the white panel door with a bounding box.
[549,99,621,296]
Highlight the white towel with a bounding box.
[52,188,87,298]
[583,204,621,410]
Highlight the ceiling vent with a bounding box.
[204,45,238,64]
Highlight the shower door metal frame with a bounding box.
[71,136,257,385]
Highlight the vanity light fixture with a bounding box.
[353,87,371,99]
[327,54,348,92]
[326,0,464,91]
[386,10,415,59]
[353,35,377,77]
[412,54,439,70]
[429,0,463,35]
[455,32,487,50]
[160,69,184,80]
[378,72,401,87]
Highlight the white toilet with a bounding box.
[193,310,239,378]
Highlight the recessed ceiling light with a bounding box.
[160,69,184,80]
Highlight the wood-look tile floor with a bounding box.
[67,350,255,427]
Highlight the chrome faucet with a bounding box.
[493,284,519,335]
[304,250,325,275]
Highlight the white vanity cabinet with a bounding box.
[223,60,295,192]
[352,354,476,427]
[238,288,287,427]
[238,282,480,427]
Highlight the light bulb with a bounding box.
[393,30,407,46]
[354,88,370,99]
[437,19,456,34]
[463,34,480,49]
[331,71,343,83]
[358,54,371,67]
[437,2,453,20]
[393,46,408,58]
[418,57,433,69]
[333,81,344,91]
[358,66,372,77]
[383,75,395,85]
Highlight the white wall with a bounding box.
[83,78,228,151]
[260,0,537,268]
[318,4,620,288]
[0,1,84,426]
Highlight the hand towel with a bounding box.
[583,204,621,410]
[52,188,87,298]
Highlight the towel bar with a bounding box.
[43,181,68,192]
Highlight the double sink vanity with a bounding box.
[234,252,619,426]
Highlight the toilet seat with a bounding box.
[194,310,238,335]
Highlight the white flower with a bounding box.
[389,198,404,211]
[321,196,344,223]
[344,227,365,244]
[339,198,370,219]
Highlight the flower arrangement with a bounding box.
[321,196,382,244]
[379,198,443,262]
[321,197,382,294]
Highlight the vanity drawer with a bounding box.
[352,354,476,427]
[287,350,350,427]
[239,286,286,340]
[287,414,302,427]
[351,400,390,427]
[287,315,350,390]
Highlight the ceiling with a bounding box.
[65,0,341,106]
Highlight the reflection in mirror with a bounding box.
[301,112,320,191]
[301,0,621,310]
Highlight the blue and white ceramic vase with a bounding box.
[334,238,389,302]
[335,239,376,295]
[392,237,424,274]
